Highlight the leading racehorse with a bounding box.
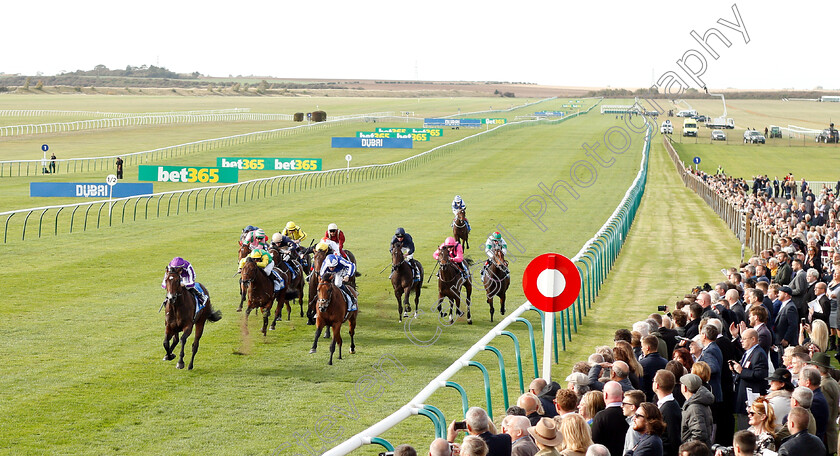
[162,266,222,370]
[453,208,470,249]
[391,241,423,321]
[482,247,510,322]
[436,245,472,324]
[310,274,357,365]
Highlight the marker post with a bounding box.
[345,154,352,179]
[106,174,118,217]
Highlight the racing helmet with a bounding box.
[395,227,406,236]
[271,233,283,244]
[315,241,331,252]
[324,254,339,268]
[285,221,297,231]
[444,237,457,247]
[327,223,338,231]
[243,225,257,233]
[491,232,502,240]
[454,195,462,203]
[168,257,188,268]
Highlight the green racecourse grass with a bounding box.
[0,106,644,455]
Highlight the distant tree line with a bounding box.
[584,87,839,100]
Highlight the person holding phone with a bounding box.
[446,407,511,456]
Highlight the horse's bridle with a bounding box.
[317,277,334,312]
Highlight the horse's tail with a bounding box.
[208,307,223,322]
[285,288,299,300]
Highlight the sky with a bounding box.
[1,0,836,91]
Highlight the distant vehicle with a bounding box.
[743,130,766,144]
[816,124,839,143]
[661,123,673,134]
[683,119,698,137]
[769,126,782,138]
[712,130,727,141]
[676,109,697,118]
[707,117,735,129]
[693,115,708,122]
[662,119,672,126]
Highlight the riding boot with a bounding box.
[830,335,838,352]
[388,264,396,279]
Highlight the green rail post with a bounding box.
[483,346,509,410]
[515,317,539,380]
[468,360,493,420]
[500,331,525,394]
[416,408,442,439]
[423,404,447,438]
[370,437,394,452]
[444,381,470,417]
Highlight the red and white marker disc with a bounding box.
[522,253,581,313]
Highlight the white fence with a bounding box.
[0,108,248,118]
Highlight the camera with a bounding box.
[379,453,395,456]
[454,421,467,430]
[657,305,668,312]
[710,444,732,456]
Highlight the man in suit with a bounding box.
[698,324,724,402]
[809,281,830,327]
[729,328,769,430]
[800,367,830,443]
[501,415,538,456]
[790,259,809,318]
[640,335,668,402]
[592,381,629,456]
[778,406,826,455]
[775,251,793,286]
[653,370,682,456]
[775,286,799,349]
[808,353,840,455]
[684,303,702,339]
[727,288,747,325]
[446,407,512,456]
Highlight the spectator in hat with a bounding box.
[565,372,590,401]
[775,285,799,348]
[528,417,563,456]
[679,374,714,447]
[766,368,795,428]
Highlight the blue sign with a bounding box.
[30,182,154,198]
[423,118,483,127]
[42,144,49,152]
[693,156,701,164]
[330,137,413,148]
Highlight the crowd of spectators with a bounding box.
[392,241,840,456]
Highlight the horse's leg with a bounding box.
[499,289,506,316]
[176,326,193,369]
[188,321,205,370]
[163,330,176,361]
[329,322,343,365]
[271,297,282,330]
[237,280,245,312]
[465,282,473,325]
[349,314,357,355]
[394,287,404,322]
[487,289,495,322]
[413,281,421,316]
[310,325,323,354]
[285,297,291,322]
[262,305,270,336]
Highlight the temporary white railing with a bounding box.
[0,108,249,118]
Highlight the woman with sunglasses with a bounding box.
[746,397,777,452]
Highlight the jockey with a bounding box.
[243,228,269,251]
[482,231,508,277]
[270,232,300,279]
[239,225,259,245]
[319,253,358,314]
[281,221,307,245]
[390,227,420,281]
[323,223,348,260]
[238,248,284,292]
[161,257,208,315]
[433,236,470,281]
[451,195,471,231]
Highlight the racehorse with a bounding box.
[240,256,276,336]
[482,247,510,322]
[453,208,470,249]
[237,243,251,312]
[162,266,222,370]
[268,246,303,328]
[310,274,357,365]
[436,245,472,324]
[307,248,358,327]
[390,242,423,321]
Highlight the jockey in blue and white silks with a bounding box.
[319,254,357,311]
[451,195,470,231]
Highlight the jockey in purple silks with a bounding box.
[162,257,208,315]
